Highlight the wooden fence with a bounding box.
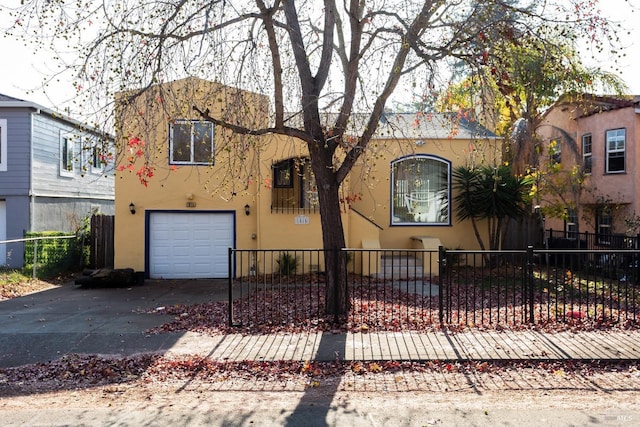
[90,215,114,269]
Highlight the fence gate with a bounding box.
[90,215,114,269]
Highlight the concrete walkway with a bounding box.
[1,279,639,368]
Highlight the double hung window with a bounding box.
[169,120,214,165]
[606,129,625,173]
[60,133,75,177]
[582,134,592,174]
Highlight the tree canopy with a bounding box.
[5,0,625,313]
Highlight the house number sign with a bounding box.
[295,215,310,225]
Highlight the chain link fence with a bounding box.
[0,233,83,278]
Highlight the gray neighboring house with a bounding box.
[0,93,114,268]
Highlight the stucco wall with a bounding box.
[539,100,639,236]
[348,136,501,250]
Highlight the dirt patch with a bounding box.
[0,272,78,301]
[0,278,59,300]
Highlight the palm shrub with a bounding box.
[452,164,531,264]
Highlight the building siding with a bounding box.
[31,113,114,199]
[0,102,114,267]
[0,108,32,195]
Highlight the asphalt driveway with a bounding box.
[0,279,229,368]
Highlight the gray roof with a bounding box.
[374,112,498,140]
[0,93,26,102]
[286,111,499,141]
[0,92,113,139]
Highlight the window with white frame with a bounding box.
[596,207,612,246]
[582,134,592,174]
[565,207,578,239]
[59,133,75,177]
[0,119,7,172]
[169,120,214,165]
[89,138,111,174]
[91,145,103,173]
[391,155,450,225]
[606,129,625,173]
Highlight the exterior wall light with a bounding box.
[129,202,136,215]
[244,204,250,216]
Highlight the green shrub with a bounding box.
[24,232,83,278]
[276,252,298,275]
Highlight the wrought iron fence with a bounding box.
[547,228,639,251]
[229,246,640,331]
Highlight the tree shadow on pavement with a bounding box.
[284,331,349,426]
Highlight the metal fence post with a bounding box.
[228,247,233,327]
[438,245,445,324]
[32,239,38,279]
[334,248,340,324]
[526,245,535,324]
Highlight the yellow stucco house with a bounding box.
[114,78,501,279]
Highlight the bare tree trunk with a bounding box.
[314,165,349,316]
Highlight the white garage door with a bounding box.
[148,212,234,279]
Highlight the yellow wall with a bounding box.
[114,81,346,273]
[348,136,501,250]
[114,78,267,271]
[114,78,501,275]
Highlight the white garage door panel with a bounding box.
[149,212,234,279]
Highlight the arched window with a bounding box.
[391,155,450,225]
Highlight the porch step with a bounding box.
[375,255,424,279]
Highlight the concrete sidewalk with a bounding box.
[1,279,639,368]
[160,329,640,362]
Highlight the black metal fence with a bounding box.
[547,228,639,251]
[228,247,640,331]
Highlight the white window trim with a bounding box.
[169,120,215,165]
[59,132,75,177]
[90,140,107,174]
[390,154,451,226]
[597,209,613,246]
[582,134,592,174]
[0,119,7,172]
[605,129,625,174]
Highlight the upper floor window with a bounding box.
[59,133,75,177]
[90,140,110,174]
[0,119,6,172]
[549,138,562,165]
[391,155,450,225]
[606,129,625,173]
[581,134,592,174]
[169,120,214,165]
[271,157,317,213]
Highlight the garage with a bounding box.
[147,211,234,279]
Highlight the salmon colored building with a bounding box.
[537,94,640,244]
